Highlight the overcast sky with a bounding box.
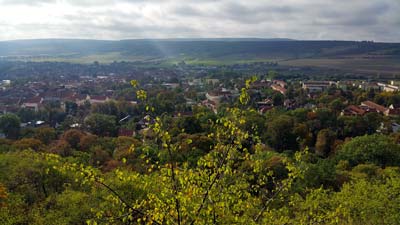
[0,0,399,42]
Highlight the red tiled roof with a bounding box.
[90,96,108,101]
[361,101,387,113]
[344,105,365,115]
[273,80,287,87]
[24,96,42,104]
[271,84,287,95]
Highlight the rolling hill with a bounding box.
[0,39,400,74]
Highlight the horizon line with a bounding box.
[0,37,395,43]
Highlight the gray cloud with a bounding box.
[0,0,398,42]
[0,0,56,5]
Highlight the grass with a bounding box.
[161,56,280,66]
[26,52,152,64]
[7,51,400,76]
[279,57,400,75]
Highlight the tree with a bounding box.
[91,101,119,117]
[242,111,267,137]
[338,116,368,138]
[64,101,78,115]
[275,174,400,225]
[315,108,337,130]
[267,115,298,152]
[267,70,277,80]
[336,134,400,167]
[0,183,7,208]
[12,138,43,151]
[289,108,310,123]
[315,128,336,157]
[363,112,383,134]
[176,116,203,134]
[62,129,85,149]
[17,108,36,123]
[84,114,117,136]
[113,136,142,162]
[272,92,284,106]
[302,159,338,189]
[0,150,88,224]
[48,140,73,157]
[293,123,313,149]
[0,114,21,139]
[329,99,344,113]
[78,134,98,152]
[33,126,57,145]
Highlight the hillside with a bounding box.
[0,39,399,60]
[1,39,400,75]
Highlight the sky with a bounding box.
[0,0,399,42]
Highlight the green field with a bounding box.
[26,52,153,64]
[279,57,400,75]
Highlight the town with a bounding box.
[1,62,400,138]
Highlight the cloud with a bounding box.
[0,0,398,42]
[0,0,56,5]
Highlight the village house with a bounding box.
[250,80,270,89]
[256,98,273,107]
[205,79,220,86]
[302,81,334,92]
[358,82,380,91]
[271,84,287,95]
[284,99,297,109]
[202,99,218,114]
[89,96,110,105]
[273,80,287,88]
[360,101,387,114]
[205,92,225,105]
[375,82,399,92]
[205,88,237,105]
[341,105,366,116]
[188,79,203,86]
[72,94,90,106]
[384,85,399,92]
[21,97,43,112]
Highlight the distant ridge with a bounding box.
[0,38,399,62]
[127,38,297,42]
[1,38,296,43]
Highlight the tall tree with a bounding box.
[0,114,21,139]
[267,115,297,151]
[84,114,117,136]
[315,128,337,157]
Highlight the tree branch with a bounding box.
[254,183,285,223]
[94,178,161,225]
[189,144,231,225]
[166,145,182,225]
